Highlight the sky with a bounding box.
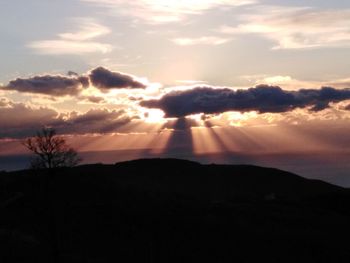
[0,0,349,185]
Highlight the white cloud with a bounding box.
[29,40,112,55]
[58,20,111,41]
[81,0,256,24]
[219,6,350,49]
[251,75,323,90]
[28,18,113,55]
[172,36,231,46]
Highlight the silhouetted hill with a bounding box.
[1,159,350,262]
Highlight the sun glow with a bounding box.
[142,109,166,123]
[187,113,204,123]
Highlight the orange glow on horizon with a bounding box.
[56,115,348,158]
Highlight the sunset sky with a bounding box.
[0,1,349,185]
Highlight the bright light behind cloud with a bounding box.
[142,109,166,124]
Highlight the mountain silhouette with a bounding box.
[1,158,350,262]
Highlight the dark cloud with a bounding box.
[78,76,90,88]
[0,100,134,139]
[2,75,89,96]
[67,71,79,77]
[0,66,147,97]
[0,100,61,138]
[141,85,350,117]
[58,109,132,134]
[89,67,146,90]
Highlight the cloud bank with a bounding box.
[2,75,89,96]
[1,67,147,96]
[1,67,349,139]
[141,85,350,117]
[89,67,146,90]
[0,99,135,139]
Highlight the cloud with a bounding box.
[0,99,61,138]
[1,67,149,96]
[58,19,111,41]
[140,85,350,117]
[81,0,255,24]
[219,6,350,49]
[172,36,231,46]
[28,18,112,55]
[58,109,133,134]
[0,99,135,138]
[1,75,89,96]
[162,117,200,130]
[29,41,112,55]
[89,67,147,90]
[0,98,10,107]
[80,95,107,104]
[242,74,350,91]
[327,78,350,89]
[241,75,317,90]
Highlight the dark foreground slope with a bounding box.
[1,159,350,263]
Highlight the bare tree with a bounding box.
[22,127,81,169]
